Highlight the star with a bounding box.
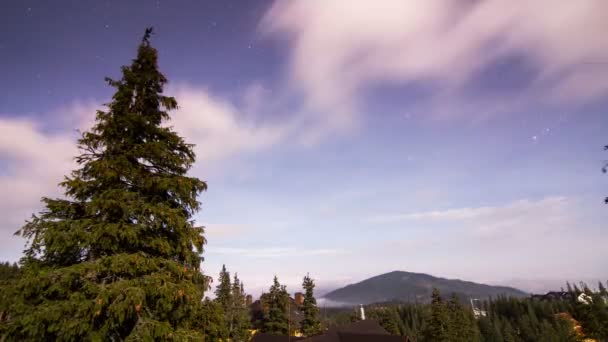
[532,135,538,141]
[104,24,110,29]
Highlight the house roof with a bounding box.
[251,333,306,342]
[251,320,408,342]
[302,320,408,342]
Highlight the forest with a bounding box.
[327,285,608,342]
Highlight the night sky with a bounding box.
[1,0,607,296]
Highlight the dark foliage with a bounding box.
[1,28,210,340]
[300,274,322,337]
[261,276,290,335]
[324,284,608,341]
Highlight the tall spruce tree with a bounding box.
[200,299,229,341]
[421,288,451,342]
[0,262,21,325]
[300,273,322,337]
[0,28,210,341]
[214,264,233,339]
[231,274,251,342]
[261,276,290,335]
[447,293,480,342]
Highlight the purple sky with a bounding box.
[1,0,607,296]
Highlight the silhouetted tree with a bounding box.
[300,273,322,337]
[214,264,232,339]
[231,274,251,342]
[421,288,450,341]
[261,276,290,335]
[0,28,209,340]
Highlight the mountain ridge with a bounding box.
[322,270,527,305]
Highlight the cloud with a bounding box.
[203,223,249,241]
[0,114,85,261]
[262,0,608,119]
[0,84,310,261]
[0,79,357,262]
[208,246,342,259]
[369,196,573,237]
[169,85,292,163]
[359,196,608,285]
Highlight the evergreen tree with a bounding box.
[0,28,209,340]
[231,274,251,342]
[447,293,480,342]
[261,276,290,335]
[200,299,229,341]
[300,273,322,337]
[0,261,20,283]
[575,290,608,340]
[553,316,578,342]
[421,288,450,342]
[214,264,233,339]
[377,308,401,335]
[502,319,517,342]
[599,281,607,296]
[0,262,21,325]
[215,265,232,310]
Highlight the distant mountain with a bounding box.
[323,271,527,305]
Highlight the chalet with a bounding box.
[251,320,409,342]
[531,291,573,301]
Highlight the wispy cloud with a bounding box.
[0,82,349,262]
[262,0,608,120]
[208,246,342,258]
[368,196,573,237]
[169,85,292,163]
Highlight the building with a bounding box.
[302,320,408,342]
[531,291,573,301]
[251,320,408,342]
[251,333,305,342]
[295,292,305,306]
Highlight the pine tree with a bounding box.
[0,262,20,325]
[300,273,322,337]
[378,308,401,335]
[447,293,480,342]
[214,264,233,339]
[261,276,290,335]
[502,319,516,342]
[0,262,20,283]
[0,28,209,340]
[231,274,252,342]
[599,281,607,296]
[422,288,451,342]
[554,316,578,342]
[200,299,229,341]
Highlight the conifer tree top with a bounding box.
[4,29,210,341]
[19,27,207,269]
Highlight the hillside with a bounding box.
[323,271,527,305]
